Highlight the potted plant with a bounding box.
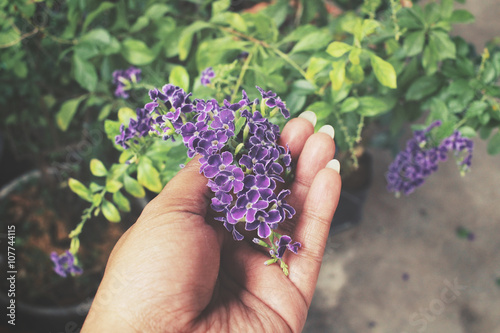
[3,0,500,330]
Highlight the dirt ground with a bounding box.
[304,1,500,332]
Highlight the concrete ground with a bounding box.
[305,1,500,332]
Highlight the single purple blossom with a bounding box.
[245,210,281,238]
[201,151,233,178]
[230,189,269,223]
[275,235,301,258]
[201,67,215,86]
[213,165,245,193]
[112,66,141,99]
[50,251,83,277]
[270,189,296,220]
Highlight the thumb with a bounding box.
[140,156,211,222]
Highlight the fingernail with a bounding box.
[318,125,335,139]
[326,159,340,173]
[298,111,317,127]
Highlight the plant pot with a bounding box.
[0,170,145,332]
[330,152,373,234]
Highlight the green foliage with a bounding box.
[3,0,497,259]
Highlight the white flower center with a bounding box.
[246,203,253,209]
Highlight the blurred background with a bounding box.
[306,0,500,332]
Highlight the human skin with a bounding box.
[82,115,341,333]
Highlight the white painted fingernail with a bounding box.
[298,111,317,127]
[326,159,340,173]
[318,125,335,139]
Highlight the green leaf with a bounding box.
[211,12,248,33]
[292,80,317,95]
[458,126,477,138]
[406,75,441,101]
[306,57,330,81]
[440,0,454,19]
[122,38,156,65]
[330,61,346,91]
[430,31,456,60]
[56,96,85,131]
[118,107,137,126]
[487,132,500,155]
[357,96,396,117]
[98,104,113,121]
[82,2,115,32]
[213,0,231,16]
[449,9,475,24]
[101,199,121,223]
[144,4,171,20]
[124,176,146,198]
[234,117,247,136]
[105,179,123,193]
[104,120,122,145]
[291,30,331,54]
[130,16,150,33]
[348,48,362,65]
[466,101,488,119]
[370,54,397,89]
[403,30,425,57]
[169,66,190,91]
[422,40,439,76]
[178,21,211,61]
[429,98,449,120]
[347,64,365,84]
[72,55,98,91]
[68,178,92,202]
[90,159,107,177]
[138,157,163,193]
[113,191,131,213]
[361,19,380,37]
[326,42,352,58]
[340,97,359,113]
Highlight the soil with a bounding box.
[0,173,140,307]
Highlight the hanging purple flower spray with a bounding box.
[116,84,299,275]
[386,121,473,196]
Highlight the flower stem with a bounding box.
[231,46,254,103]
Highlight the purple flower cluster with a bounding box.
[112,66,141,99]
[201,67,215,86]
[51,251,83,277]
[386,121,473,195]
[116,84,300,263]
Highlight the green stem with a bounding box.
[231,46,254,103]
[216,25,310,82]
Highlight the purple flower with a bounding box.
[211,108,235,136]
[213,165,245,193]
[201,151,234,178]
[113,67,141,99]
[245,210,281,238]
[239,146,271,170]
[230,189,269,223]
[276,235,301,258]
[270,189,296,220]
[50,251,83,277]
[256,86,277,99]
[201,67,215,86]
[115,108,154,149]
[386,121,474,195]
[211,191,233,212]
[181,121,208,150]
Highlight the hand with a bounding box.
[82,113,341,333]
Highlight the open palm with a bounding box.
[82,115,341,333]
